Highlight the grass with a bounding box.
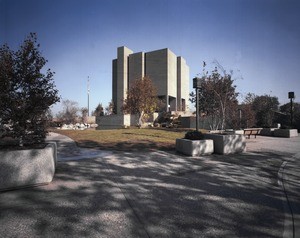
[52,128,192,151]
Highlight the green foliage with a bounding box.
[252,95,279,127]
[184,130,204,140]
[93,103,104,116]
[0,33,60,144]
[279,102,300,131]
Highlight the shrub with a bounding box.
[184,130,204,140]
[0,33,60,145]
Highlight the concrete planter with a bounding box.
[176,138,214,156]
[273,129,298,138]
[232,130,244,135]
[224,129,244,135]
[203,134,246,154]
[0,142,57,191]
[260,128,277,136]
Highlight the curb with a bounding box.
[278,161,295,238]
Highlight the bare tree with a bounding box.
[239,93,257,128]
[56,100,79,124]
[81,107,88,123]
[190,63,239,130]
[105,100,115,115]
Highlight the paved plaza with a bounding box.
[0,132,299,237]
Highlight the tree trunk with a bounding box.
[138,111,144,128]
[220,100,226,130]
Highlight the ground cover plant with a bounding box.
[53,128,191,151]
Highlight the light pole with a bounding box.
[288,92,295,127]
[193,77,201,131]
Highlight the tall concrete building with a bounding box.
[112,46,189,114]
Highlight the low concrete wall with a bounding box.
[0,142,57,191]
[87,116,96,124]
[273,129,298,138]
[260,128,298,138]
[260,128,277,136]
[176,139,214,156]
[180,116,196,128]
[204,134,246,154]
[96,114,137,129]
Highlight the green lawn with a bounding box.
[52,128,190,151]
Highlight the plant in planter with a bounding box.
[176,131,213,156]
[0,33,59,191]
[184,130,205,140]
[0,33,60,146]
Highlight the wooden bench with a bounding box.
[243,128,262,139]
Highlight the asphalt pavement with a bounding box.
[0,132,299,237]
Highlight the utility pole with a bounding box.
[87,76,90,117]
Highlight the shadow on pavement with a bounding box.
[1,135,299,237]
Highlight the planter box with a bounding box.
[204,134,246,154]
[0,142,57,191]
[273,129,298,138]
[233,130,244,135]
[260,128,277,136]
[176,138,214,156]
[224,129,244,135]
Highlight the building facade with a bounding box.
[112,46,189,114]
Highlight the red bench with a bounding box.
[243,128,262,139]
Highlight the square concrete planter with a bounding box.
[0,142,57,191]
[273,129,298,138]
[203,133,246,154]
[176,138,214,156]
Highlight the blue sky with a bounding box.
[1,0,300,115]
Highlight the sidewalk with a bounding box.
[247,135,300,238]
[46,132,112,161]
[280,154,300,238]
[0,132,299,237]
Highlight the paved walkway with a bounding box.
[0,132,299,237]
[246,136,300,238]
[46,132,113,161]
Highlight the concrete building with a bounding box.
[112,46,189,114]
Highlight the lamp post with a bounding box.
[193,77,201,131]
[288,92,295,127]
